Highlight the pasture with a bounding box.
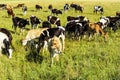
[0,0,120,80]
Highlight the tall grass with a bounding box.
[0,0,120,80]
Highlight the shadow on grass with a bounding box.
[25,40,43,64]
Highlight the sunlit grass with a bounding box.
[0,0,120,80]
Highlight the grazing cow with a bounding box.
[88,22,108,41]
[65,20,89,39]
[37,27,65,53]
[74,5,83,13]
[22,28,48,46]
[48,4,53,10]
[0,30,13,58]
[64,3,69,11]
[67,15,89,22]
[42,21,51,28]
[47,15,61,26]
[70,3,83,13]
[100,16,120,32]
[94,5,104,14]
[0,4,6,9]
[35,4,42,11]
[51,8,62,15]
[5,5,15,17]
[99,16,110,29]
[30,15,41,29]
[12,16,29,33]
[22,5,27,15]
[116,11,120,17]
[14,3,24,8]
[48,36,62,65]
[0,28,12,45]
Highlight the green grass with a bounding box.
[0,0,120,80]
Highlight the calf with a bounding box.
[12,16,29,33]
[30,15,41,29]
[48,36,62,65]
[88,22,108,41]
[47,15,61,26]
[94,5,104,14]
[35,4,42,11]
[0,30,13,58]
[22,28,48,46]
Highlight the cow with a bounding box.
[48,4,53,10]
[94,5,104,14]
[5,5,15,17]
[22,28,48,46]
[65,20,89,40]
[22,5,27,15]
[12,16,29,33]
[14,3,24,8]
[88,22,108,41]
[42,21,51,28]
[47,15,61,26]
[64,4,69,11]
[47,36,62,65]
[67,15,89,22]
[51,8,62,15]
[30,15,41,29]
[35,4,42,11]
[74,5,83,13]
[37,27,65,53]
[116,11,120,17]
[0,28,13,58]
[70,3,83,13]
[0,4,6,9]
[99,16,120,32]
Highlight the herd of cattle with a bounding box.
[0,3,120,64]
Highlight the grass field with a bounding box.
[0,0,120,80]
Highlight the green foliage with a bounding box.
[0,0,120,80]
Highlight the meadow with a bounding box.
[0,0,120,80]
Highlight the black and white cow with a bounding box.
[22,5,27,15]
[47,15,61,26]
[37,27,65,53]
[67,15,89,22]
[65,20,89,39]
[30,15,41,29]
[64,4,69,11]
[99,16,120,32]
[0,28,13,58]
[70,3,83,13]
[94,5,104,14]
[12,16,29,33]
[35,4,42,11]
[51,8,62,15]
[42,21,51,28]
[0,4,6,9]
